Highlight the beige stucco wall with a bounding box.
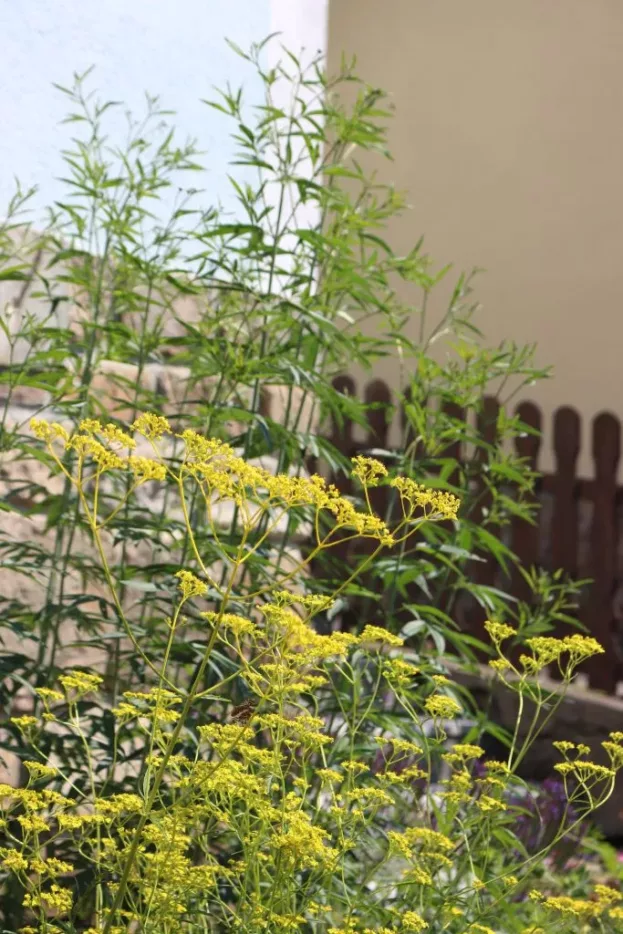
[328,0,623,478]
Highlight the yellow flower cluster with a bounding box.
[389,826,454,862]
[351,455,388,487]
[10,716,39,734]
[31,417,165,485]
[30,416,465,572]
[390,476,460,520]
[594,884,622,905]
[403,866,433,886]
[75,418,133,452]
[35,687,64,704]
[424,694,462,719]
[20,411,623,934]
[128,455,167,481]
[272,590,335,615]
[383,657,421,688]
[201,610,258,638]
[132,413,172,439]
[261,601,358,662]
[552,734,623,789]
[375,736,423,757]
[528,884,623,923]
[23,884,73,916]
[442,743,484,766]
[58,671,103,697]
[30,419,70,443]
[486,622,606,683]
[521,634,604,672]
[484,620,516,645]
[94,794,144,817]
[68,432,126,471]
[255,713,333,750]
[402,910,427,932]
[175,569,208,599]
[23,760,57,780]
[175,428,396,541]
[273,810,335,869]
[112,688,182,725]
[359,625,404,647]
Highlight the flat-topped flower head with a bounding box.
[524,636,566,668]
[30,419,70,444]
[539,895,601,918]
[34,687,64,704]
[403,910,427,932]
[595,884,622,905]
[79,418,102,434]
[484,620,516,645]
[360,625,404,647]
[132,413,171,439]
[23,760,57,780]
[272,590,335,616]
[175,570,208,599]
[23,884,73,916]
[390,477,460,520]
[58,671,103,698]
[563,634,604,660]
[383,657,421,688]
[127,455,167,482]
[351,455,388,487]
[201,611,258,638]
[77,421,136,449]
[66,435,126,471]
[448,743,484,761]
[603,740,623,769]
[425,694,462,719]
[10,716,38,734]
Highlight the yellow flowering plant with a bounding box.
[0,416,620,934]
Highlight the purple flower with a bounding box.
[508,777,588,869]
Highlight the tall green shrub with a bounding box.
[0,43,578,684]
[0,37,602,933]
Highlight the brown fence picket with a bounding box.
[364,378,392,450]
[438,400,465,490]
[585,413,620,691]
[464,396,500,639]
[328,374,357,494]
[510,402,542,600]
[536,405,582,665]
[550,406,581,579]
[400,385,416,451]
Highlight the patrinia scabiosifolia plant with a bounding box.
[0,416,620,934]
[0,40,579,707]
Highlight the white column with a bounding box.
[269,0,329,63]
[266,0,329,263]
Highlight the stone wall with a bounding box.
[0,248,318,783]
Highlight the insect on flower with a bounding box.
[230,699,258,724]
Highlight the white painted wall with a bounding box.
[270,0,328,64]
[0,0,328,223]
[0,0,279,220]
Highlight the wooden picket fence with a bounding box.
[315,375,623,696]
